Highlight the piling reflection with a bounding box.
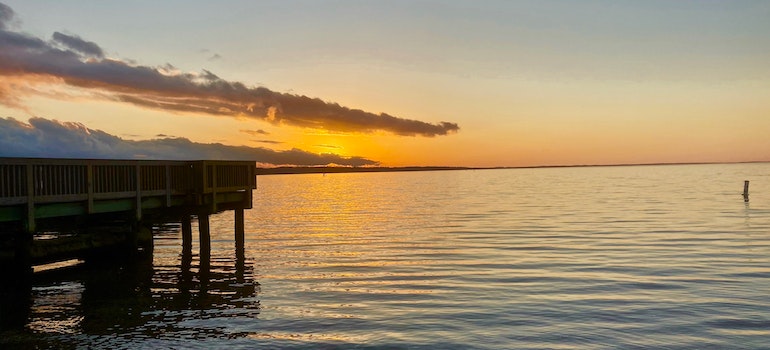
[0,275,32,330]
[0,245,260,346]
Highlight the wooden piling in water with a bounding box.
[181,214,192,253]
[235,208,245,252]
[13,230,32,275]
[198,213,211,255]
[743,180,750,202]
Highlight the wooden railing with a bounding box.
[197,161,257,193]
[0,158,256,231]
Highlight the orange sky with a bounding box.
[1,1,769,167]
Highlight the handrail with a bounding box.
[1,158,255,201]
[1,158,256,231]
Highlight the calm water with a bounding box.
[2,163,770,349]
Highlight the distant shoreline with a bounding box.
[255,166,473,175]
[255,161,769,175]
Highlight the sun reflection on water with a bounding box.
[2,164,770,348]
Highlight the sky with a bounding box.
[1,0,769,167]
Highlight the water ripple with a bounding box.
[3,164,770,349]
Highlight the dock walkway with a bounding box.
[0,158,256,268]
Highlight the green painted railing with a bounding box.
[0,158,256,232]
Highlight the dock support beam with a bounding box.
[198,212,211,257]
[181,214,192,254]
[13,230,32,276]
[235,208,245,254]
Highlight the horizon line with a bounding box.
[256,160,770,175]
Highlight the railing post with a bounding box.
[211,163,218,213]
[245,165,255,209]
[15,163,35,274]
[87,164,94,213]
[25,164,35,233]
[199,161,207,205]
[135,164,142,221]
[165,164,171,207]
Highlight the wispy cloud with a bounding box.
[240,129,270,136]
[316,144,342,149]
[254,139,283,145]
[0,117,379,166]
[0,3,459,137]
[51,32,104,58]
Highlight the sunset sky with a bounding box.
[1,1,769,167]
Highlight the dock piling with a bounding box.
[235,208,245,253]
[743,180,750,202]
[181,214,192,254]
[198,212,211,255]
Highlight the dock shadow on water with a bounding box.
[0,225,260,349]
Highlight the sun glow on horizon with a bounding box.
[1,1,769,167]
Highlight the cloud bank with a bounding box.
[0,117,378,167]
[0,3,459,137]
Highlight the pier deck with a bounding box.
[0,158,256,268]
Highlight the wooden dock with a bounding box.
[0,158,256,270]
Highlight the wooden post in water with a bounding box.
[743,180,750,202]
[14,226,32,275]
[181,214,192,253]
[198,212,211,256]
[235,208,245,255]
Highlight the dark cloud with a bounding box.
[0,2,13,30]
[0,117,379,167]
[316,144,342,149]
[208,53,222,61]
[52,32,104,58]
[240,129,269,136]
[0,3,459,137]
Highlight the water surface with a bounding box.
[2,163,770,349]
